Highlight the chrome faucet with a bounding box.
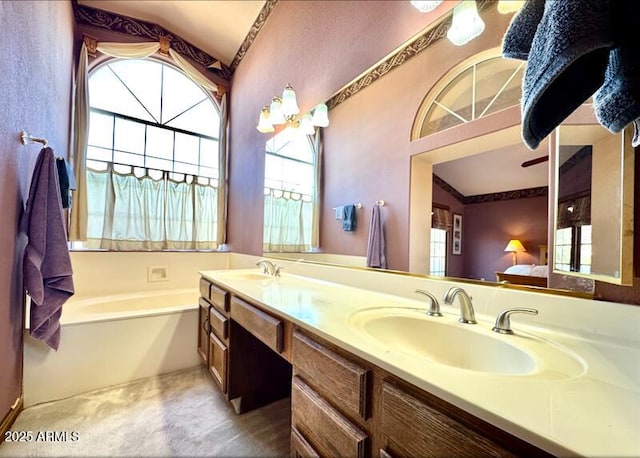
[492,308,538,334]
[414,289,443,317]
[442,287,476,324]
[256,259,283,277]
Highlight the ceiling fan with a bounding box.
[521,155,548,168]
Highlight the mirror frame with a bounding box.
[552,125,634,285]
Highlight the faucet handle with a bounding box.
[492,308,538,334]
[274,265,284,277]
[414,289,443,317]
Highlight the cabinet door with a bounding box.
[209,332,228,394]
[197,300,210,364]
[380,381,517,457]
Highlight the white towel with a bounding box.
[334,205,344,220]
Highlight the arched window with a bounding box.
[84,58,222,250]
[413,49,525,139]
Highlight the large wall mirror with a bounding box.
[262,35,635,297]
[553,124,634,285]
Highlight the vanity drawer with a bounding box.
[380,381,516,457]
[231,296,283,353]
[209,304,228,341]
[199,277,211,299]
[210,284,230,313]
[292,330,369,420]
[291,376,367,458]
[290,427,320,458]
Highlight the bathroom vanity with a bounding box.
[197,269,603,456]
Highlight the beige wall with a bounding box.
[0,0,74,423]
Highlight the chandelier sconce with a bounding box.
[497,0,525,14]
[446,1,485,46]
[256,83,329,135]
[410,1,443,13]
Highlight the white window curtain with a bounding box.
[263,190,312,252]
[86,168,219,250]
[69,38,226,247]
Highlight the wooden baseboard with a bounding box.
[1,397,23,443]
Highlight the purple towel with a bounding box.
[21,147,74,350]
[366,205,387,269]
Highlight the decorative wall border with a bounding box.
[327,0,494,110]
[73,2,233,80]
[434,174,548,204]
[230,0,279,71]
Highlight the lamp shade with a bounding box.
[281,84,300,118]
[410,1,443,13]
[298,113,315,136]
[447,1,485,46]
[497,0,525,14]
[311,103,329,127]
[256,106,274,133]
[269,97,285,125]
[504,239,526,252]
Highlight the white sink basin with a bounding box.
[348,307,585,378]
[221,271,274,281]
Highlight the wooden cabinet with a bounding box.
[197,298,210,364]
[198,276,550,457]
[208,331,228,393]
[292,330,370,420]
[209,305,228,341]
[291,376,368,458]
[199,277,230,394]
[290,427,320,458]
[379,381,517,458]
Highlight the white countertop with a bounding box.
[200,268,640,457]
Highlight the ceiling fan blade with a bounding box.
[521,155,549,168]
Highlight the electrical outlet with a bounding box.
[147,265,169,282]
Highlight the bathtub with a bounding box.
[23,288,201,407]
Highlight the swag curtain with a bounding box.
[69,39,226,249]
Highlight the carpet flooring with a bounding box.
[0,366,291,457]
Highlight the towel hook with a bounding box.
[376,200,386,206]
[20,131,48,146]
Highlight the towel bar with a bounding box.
[20,131,48,146]
[332,203,362,210]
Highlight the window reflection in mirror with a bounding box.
[263,127,317,253]
[553,125,634,285]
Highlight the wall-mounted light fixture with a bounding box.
[447,1,485,46]
[410,1,443,13]
[504,239,526,265]
[256,83,329,135]
[497,0,525,14]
